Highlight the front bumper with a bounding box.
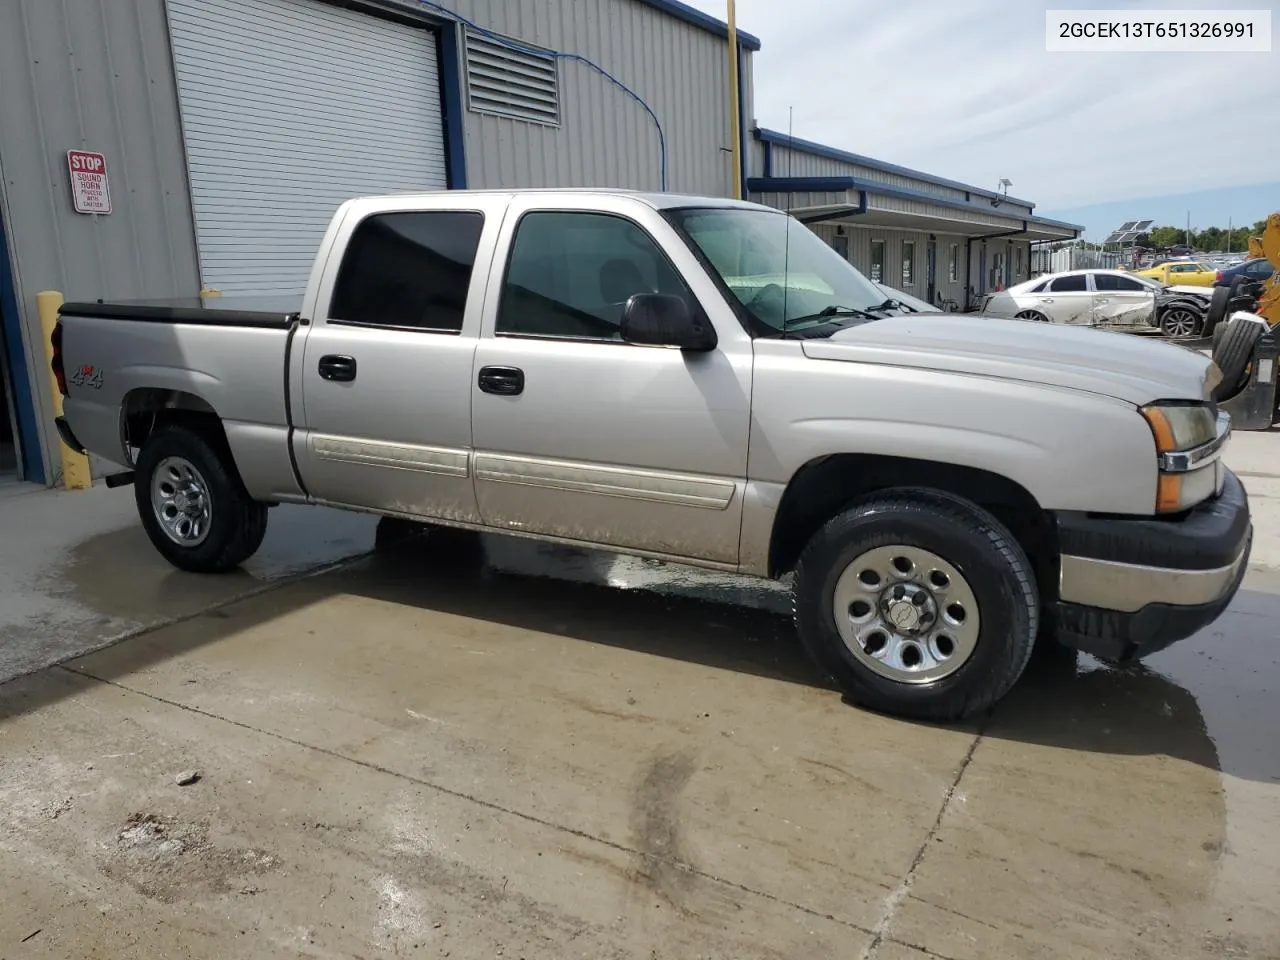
[1050,469,1252,662]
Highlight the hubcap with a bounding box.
[1164,309,1197,339]
[832,545,981,684]
[151,456,212,547]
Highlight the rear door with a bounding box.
[292,195,509,523]
[468,196,753,565]
[1090,272,1156,328]
[1037,272,1093,324]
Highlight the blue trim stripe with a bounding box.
[746,176,1083,237]
[754,128,1038,210]
[436,21,468,189]
[0,210,43,483]
[635,0,762,50]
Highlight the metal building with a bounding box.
[0,0,1079,490]
[0,0,759,485]
[747,129,1082,310]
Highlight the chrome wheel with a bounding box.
[150,456,212,546]
[832,545,981,684]
[1014,310,1049,323]
[1161,308,1199,340]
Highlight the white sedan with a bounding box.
[980,269,1165,329]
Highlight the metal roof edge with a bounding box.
[753,128,1038,209]
[747,176,1081,237]
[633,0,763,50]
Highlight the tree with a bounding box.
[1133,232,1150,247]
[1149,225,1183,249]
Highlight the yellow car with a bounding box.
[1134,260,1217,286]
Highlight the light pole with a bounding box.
[727,0,742,199]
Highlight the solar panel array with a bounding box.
[1102,219,1154,244]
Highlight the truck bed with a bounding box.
[58,296,304,501]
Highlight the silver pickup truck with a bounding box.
[53,190,1252,721]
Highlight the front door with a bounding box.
[470,198,753,565]
[293,198,507,523]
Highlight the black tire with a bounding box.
[1014,310,1049,323]
[134,425,268,573]
[792,489,1039,722]
[1211,317,1265,402]
[1205,282,1234,336]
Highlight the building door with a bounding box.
[165,0,449,297]
[926,238,937,304]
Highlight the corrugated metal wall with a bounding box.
[809,223,970,309]
[766,142,1035,218]
[0,0,201,483]
[433,0,742,195]
[0,0,749,481]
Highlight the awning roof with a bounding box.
[746,177,1083,243]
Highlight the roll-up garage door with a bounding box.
[166,0,449,297]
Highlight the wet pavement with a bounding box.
[0,435,1277,958]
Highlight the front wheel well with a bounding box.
[769,454,1057,594]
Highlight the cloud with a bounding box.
[683,0,1276,208]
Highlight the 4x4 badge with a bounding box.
[69,364,103,390]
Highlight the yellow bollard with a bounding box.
[36,290,93,490]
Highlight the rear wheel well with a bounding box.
[769,454,1057,596]
[122,389,229,461]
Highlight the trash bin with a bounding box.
[1217,326,1279,430]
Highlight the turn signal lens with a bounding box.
[1156,473,1183,513]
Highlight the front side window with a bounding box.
[497,211,694,340]
[330,211,484,331]
[1049,273,1087,293]
[666,207,891,336]
[902,242,916,286]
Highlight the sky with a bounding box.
[681,0,1279,240]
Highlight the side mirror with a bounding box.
[620,293,717,351]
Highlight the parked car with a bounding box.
[1135,260,1217,286]
[981,269,1160,329]
[1128,274,1214,340]
[52,190,1251,723]
[1214,257,1275,288]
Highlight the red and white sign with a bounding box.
[67,150,112,214]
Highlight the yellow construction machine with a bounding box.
[1249,212,1280,326]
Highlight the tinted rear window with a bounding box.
[1049,274,1087,292]
[330,211,485,332]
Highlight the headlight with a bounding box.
[1141,403,1217,453]
[1140,402,1224,513]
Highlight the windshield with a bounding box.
[666,207,892,335]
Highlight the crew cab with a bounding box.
[53,190,1252,721]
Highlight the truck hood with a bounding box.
[803,315,1218,406]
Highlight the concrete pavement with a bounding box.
[0,434,1277,958]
